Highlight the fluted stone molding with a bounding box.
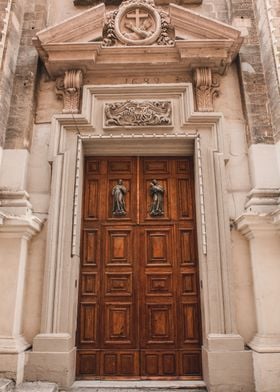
[193,67,219,112]
[56,69,83,114]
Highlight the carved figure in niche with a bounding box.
[112,179,127,216]
[150,179,164,216]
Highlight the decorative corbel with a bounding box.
[56,69,83,114]
[193,68,219,112]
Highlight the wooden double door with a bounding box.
[76,156,202,379]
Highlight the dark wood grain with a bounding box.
[76,157,202,379]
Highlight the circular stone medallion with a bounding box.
[115,2,161,45]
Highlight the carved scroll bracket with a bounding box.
[193,68,220,112]
[56,69,83,114]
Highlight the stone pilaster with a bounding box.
[236,212,280,392]
[0,214,42,383]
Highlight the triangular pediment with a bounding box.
[34,0,243,77]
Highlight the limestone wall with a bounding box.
[254,0,280,142]
[0,0,24,147]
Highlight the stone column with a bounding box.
[236,211,280,392]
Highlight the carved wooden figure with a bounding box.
[150,179,164,216]
[112,179,127,215]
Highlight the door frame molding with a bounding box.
[26,83,249,388]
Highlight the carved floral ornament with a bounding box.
[193,68,220,112]
[104,100,172,127]
[103,0,174,46]
[56,69,83,113]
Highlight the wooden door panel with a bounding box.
[79,303,98,345]
[181,303,200,345]
[143,159,170,175]
[108,159,133,174]
[181,272,197,296]
[141,351,177,377]
[143,303,175,345]
[77,156,202,380]
[102,351,139,377]
[146,273,173,296]
[77,351,99,377]
[177,178,193,220]
[81,272,97,296]
[105,272,132,297]
[82,229,99,266]
[176,159,191,174]
[104,303,134,345]
[84,179,100,220]
[144,227,174,266]
[180,351,202,377]
[104,227,133,266]
[179,228,196,266]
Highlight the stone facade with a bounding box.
[0,0,280,392]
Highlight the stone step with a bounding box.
[65,381,207,392]
[15,382,58,392]
[0,379,14,392]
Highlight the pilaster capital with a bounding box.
[193,67,220,112]
[56,69,84,114]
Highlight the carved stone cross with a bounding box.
[126,9,149,28]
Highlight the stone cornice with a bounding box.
[0,212,43,239]
[34,39,239,77]
[236,212,280,239]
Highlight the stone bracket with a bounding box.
[56,69,83,114]
[193,67,220,112]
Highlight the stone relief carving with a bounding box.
[104,100,172,127]
[193,67,220,112]
[103,0,174,47]
[56,69,83,114]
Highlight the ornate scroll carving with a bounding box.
[150,179,164,216]
[56,69,83,114]
[193,68,219,112]
[103,0,174,47]
[112,179,127,216]
[104,100,172,127]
